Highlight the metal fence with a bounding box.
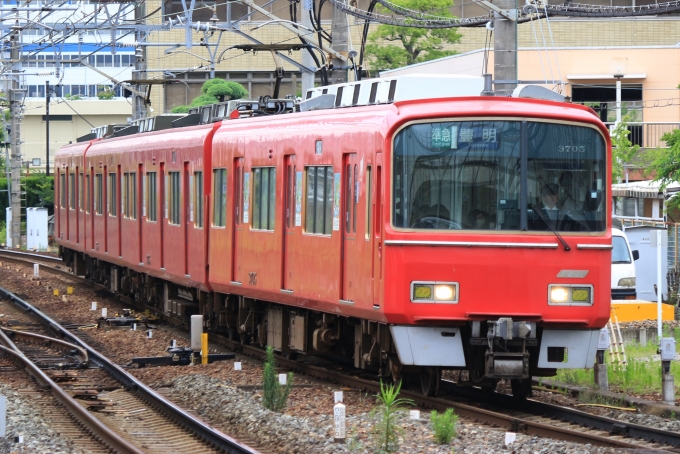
[605,122,680,149]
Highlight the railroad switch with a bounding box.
[97,308,146,328]
[131,345,235,367]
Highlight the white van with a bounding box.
[611,227,639,300]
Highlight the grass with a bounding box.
[555,327,680,395]
[431,408,458,444]
[370,380,414,453]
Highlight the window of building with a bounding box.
[108,173,117,217]
[252,167,276,230]
[59,173,66,208]
[168,171,180,225]
[146,172,157,221]
[123,172,136,219]
[194,171,203,228]
[95,174,103,215]
[213,169,227,227]
[305,166,333,235]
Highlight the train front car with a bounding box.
[383,97,611,397]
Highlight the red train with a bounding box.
[56,75,612,397]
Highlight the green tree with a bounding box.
[172,79,249,112]
[364,0,462,72]
[610,114,640,183]
[370,380,414,453]
[261,345,293,412]
[646,128,680,209]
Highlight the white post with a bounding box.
[615,78,622,125]
[657,230,663,340]
[0,395,6,438]
[33,264,39,277]
[101,308,107,318]
[333,402,346,443]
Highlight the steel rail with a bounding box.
[0,285,260,454]
[1,327,89,365]
[0,248,62,264]
[438,380,680,449]
[212,336,674,451]
[0,330,144,454]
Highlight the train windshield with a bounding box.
[392,120,607,232]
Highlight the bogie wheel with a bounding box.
[227,327,238,341]
[480,378,499,392]
[239,331,251,345]
[420,367,441,397]
[510,378,532,399]
[283,351,298,360]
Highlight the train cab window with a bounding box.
[108,173,117,217]
[78,173,84,211]
[345,165,352,233]
[365,166,372,239]
[59,173,66,208]
[252,167,276,231]
[85,175,90,213]
[212,169,226,227]
[123,173,136,219]
[194,171,203,228]
[305,166,333,235]
[525,122,606,232]
[146,172,157,221]
[95,174,103,215]
[168,171,180,225]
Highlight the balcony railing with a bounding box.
[605,122,680,149]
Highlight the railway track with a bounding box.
[0,279,259,454]
[2,248,679,452]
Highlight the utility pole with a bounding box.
[132,2,147,120]
[45,80,50,176]
[493,0,518,96]
[9,31,23,249]
[330,3,349,84]
[301,0,315,95]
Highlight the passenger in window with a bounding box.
[541,183,560,219]
[467,209,490,229]
[558,173,588,230]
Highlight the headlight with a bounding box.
[548,284,593,305]
[411,282,458,303]
[618,277,636,287]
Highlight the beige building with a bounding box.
[22,99,132,171]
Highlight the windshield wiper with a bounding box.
[530,204,571,251]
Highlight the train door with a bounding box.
[231,157,243,284]
[117,165,122,257]
[184,162,189,275]
[282,155,296,291]
[341,153,359,303]
[160,163,165,269]
[138,163,143,264]
[372,153,383,308]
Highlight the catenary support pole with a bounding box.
[330,0,349,84]
[301,0,316,95]
[9,31,22,249]
[493,0,518,95]
[45,81,50,176]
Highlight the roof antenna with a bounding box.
[481,74,494,96]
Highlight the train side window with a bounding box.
[95,174,103,215]
[252,167,276,231]
[85,175,90,213]
[194,171,203,228]
[305,166,333,235]
[108,173,117,217]
[345,164,352,233]
[353,164,358,233]
[59,173,66,208]
[168,171,180,225]
[69,173,75,210]
[146,172,157,221]
[365,166,372,239]
[123,173,136,219]
[212,169,226,227]
[78,173,84,211]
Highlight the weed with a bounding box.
[346,428,363,452]
[431,408,458,444]
[262,345,293,412]
[370,380,414,453]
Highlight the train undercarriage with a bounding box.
[63,248,563,398]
